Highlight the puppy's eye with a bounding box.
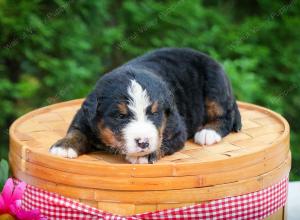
[149,111,160,116]
[117,113,127,119]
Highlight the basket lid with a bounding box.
[9,99,290,191]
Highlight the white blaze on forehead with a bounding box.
[123,79,159,156]
[127,79,150,120]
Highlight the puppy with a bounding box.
[49,48,241,164]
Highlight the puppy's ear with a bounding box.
[164,90,175,117]
[82,93,101,123]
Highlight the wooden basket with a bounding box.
[9,100,290,219]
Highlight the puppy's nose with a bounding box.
[135,138,149,149]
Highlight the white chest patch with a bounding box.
[123,80,159,156]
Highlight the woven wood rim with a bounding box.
[9,99,290,192]
[10,152,291,204]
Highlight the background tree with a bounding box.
[0,0,299,179]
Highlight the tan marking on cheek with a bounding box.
[117,102,128,115]
[205,99,224,119]
[156,114,167,159]
[158,115,167,138]
[101,127,117,147]
[151,101,159,113]
[98,121,123,149]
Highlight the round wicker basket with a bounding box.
[9,99,290,218]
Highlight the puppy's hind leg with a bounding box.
[194,98,241,145]
[194,64,241,146]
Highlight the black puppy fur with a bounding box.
[50,48,241,163]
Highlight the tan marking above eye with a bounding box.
[151,101,159,113]
[117,102,128,115]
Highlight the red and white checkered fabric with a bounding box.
[20,177,288,220]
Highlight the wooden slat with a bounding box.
[21,131,289,178]
[156,203,194,211]
[98,202,136,216]
[135,204,157,213]
[10,146,290,191]
[79,200,97,208]
[265,207,284,220]
[10,153,291,204]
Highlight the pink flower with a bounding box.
[0,178,46,220]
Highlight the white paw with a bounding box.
[49,145,78,158]
[194,129,222,145]
[126,155,149,164]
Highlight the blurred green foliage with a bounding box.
[0,159,9,190]
[0,0,299,180]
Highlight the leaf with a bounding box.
[0,159,9,190]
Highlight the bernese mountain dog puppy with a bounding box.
[49,48,241,164]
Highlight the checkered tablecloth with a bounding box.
[20,177,288,220]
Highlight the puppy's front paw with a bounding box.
[125,155,149,164]
[148,152,159,164]
[49,138,79,159]
[194,129,221,145]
